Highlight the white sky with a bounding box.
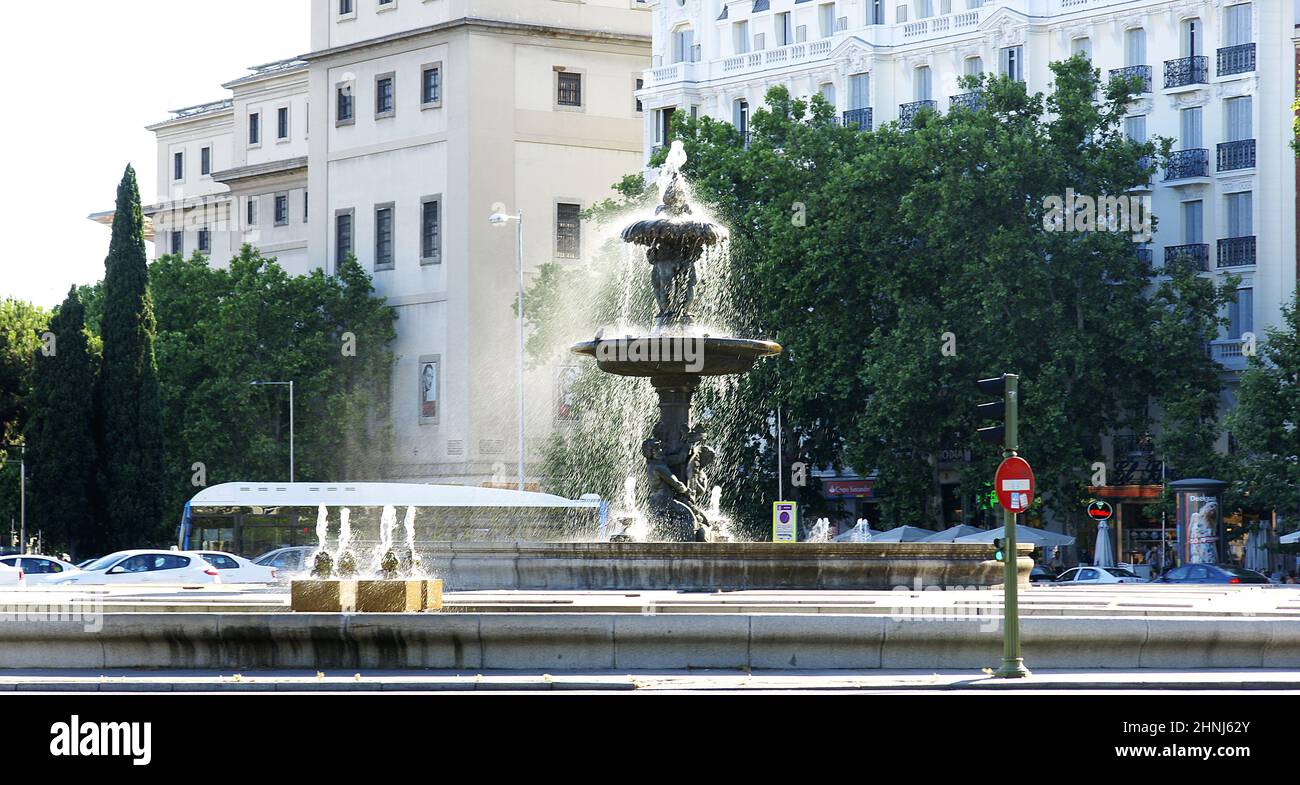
[0,0,309,308]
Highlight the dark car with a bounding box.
[1030,566,1057,583]
[1152,564,1272,585]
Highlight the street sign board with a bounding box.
[994,457,1035,513]
[1086,499,1113,521]
[773,502,798,543]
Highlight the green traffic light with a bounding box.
[993,537,1006,562]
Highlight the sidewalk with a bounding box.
[3,668,1299,692]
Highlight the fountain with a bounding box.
[572,141,781,542]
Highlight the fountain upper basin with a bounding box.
[571,336,782,378]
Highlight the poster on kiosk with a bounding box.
[1168,478,1228,565]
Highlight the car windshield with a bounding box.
[82,553,129,572]
[1108,568,1138,578]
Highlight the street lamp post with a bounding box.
[250,380,295,482]
[489,209,526,492]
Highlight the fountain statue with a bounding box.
[573,141,782,542]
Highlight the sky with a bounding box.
[0,0,309,308]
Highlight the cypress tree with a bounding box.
[98,165,165,549]
[26,287,99,555]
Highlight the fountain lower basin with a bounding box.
[571,335,781,378]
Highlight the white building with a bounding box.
[124,0,652,487]
[638,0,1296,370]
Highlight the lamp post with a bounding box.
[250,380,294,482]
[489,209,526,492]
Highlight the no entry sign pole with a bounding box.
[994,375,1031,679]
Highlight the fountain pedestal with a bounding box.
[291,579,443,613]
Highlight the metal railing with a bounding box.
[1217,43,1256,77]
[1163,243,1210,273]
[1109,65,1152,93]
[949,91,985,112]
[842,107,872,131]
[1217,139,1256,171]
[1163,56,1209,89]
[1217,236,1256,268]
[898,99,937,128]
[1164,149,1209,181]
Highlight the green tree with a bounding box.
[0,298,49,452]
[97,165,166,548]
[1226,288,1300,518]
[25,287,100,554]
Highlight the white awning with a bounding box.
[188,482,600,509]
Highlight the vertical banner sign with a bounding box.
[773,502,798,543]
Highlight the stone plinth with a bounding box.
[291,579,443,612]
[424,541,1032,591]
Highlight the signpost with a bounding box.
[772,502,798,543]
[977,373,1031,678]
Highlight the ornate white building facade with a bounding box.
[128,0,652,487]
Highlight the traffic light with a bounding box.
[976,374,1019,451]
[992,537,1006,563]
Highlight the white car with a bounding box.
[0,560,24,587]
[1052,566,1146,585]
[0,555,81,586]
[50,550,220,586]
[194,551,278,583]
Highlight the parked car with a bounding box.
[0,561,24,587]
[1030,566,1057,583]
[1151,564,1272,585]
[49,550,220,585]
[1052,566,1146,585]
[194,551,278,583]
[252,546,316,576]
[0,555,82,586]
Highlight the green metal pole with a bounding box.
[996,374,1030,678]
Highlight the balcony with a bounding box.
[1163,244,1209,273]
[1134,246,1154,266]
[1164,149,1209,181]
[898,100,937,128]
[1209,339,1249,371]
[842,107,872,131]
[1217,43,1256,77]
[1217,236,1256,268]
[1217,139,1256,172]
[1163,56,1209,89]
[949,91,985,112]
[1109,65,1153,94]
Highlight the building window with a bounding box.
[170,231,183,256]
[246,197,258,228]
[1071,37,1092,60]
[1227,191,1253,238]
[421,196,441,264]
[819,3,835,38]
[634,77,644,113]
[672,26,695,63]
[336,210,354,267]
[421,63,442,108]
[200,147,211,176]
[303,190,309,223]
[732,99,747,139]
[915,0,934,19]
[1180,106,1203,149]
[338,0,353,15]
[1225,96,1252,142]
[173,151,184,181]
[1182,200,1203,244]
[249,112,261,146]
[775,12,793,47]
[198,228,211,254]
[557,71,582,108]
[734,21,750,54]
[375,73,395,118]
[654,106,676,147]
[274,194,289,226]
[336,83,354,125]
[1125,27,1147,67]
[277,106,289,140]
[555,202,581,260]
[1228,287,1254,339]
[1000,46,1023,82]
[914,66,932,101]
[868,0,884,25]
[374,204,394,270]
[1124,115,1147,144]
[419,356,440,423]
[964,56,983,77]
[1226,3,1252,47]
[1183,18,1200,57]
[378,0,395,8]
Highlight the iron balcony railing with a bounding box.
[1217,236,1256,268]
[1164,55,1209,89]
[949,91,985,112]
[898,99,937,128]
[842,107,872,131]
[1135,246,1154,266]
[1163,243,1210,273]
[1109,65,1153,93]
[1217,43,1256,77]
[1217,139,1256,171]
[1164,148,1209,181]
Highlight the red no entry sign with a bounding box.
[1086,500,1113,520]
[994,456,1035,513]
